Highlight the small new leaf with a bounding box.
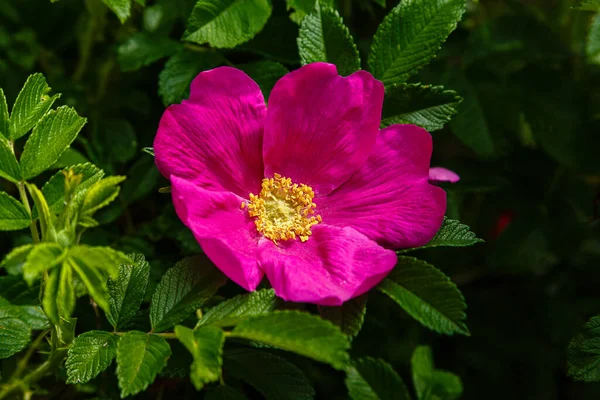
[0,191,30,231]
[298,3,360,76]
[108,253,151,330]
[150,255,227,332]
[43,264,75,324]
[567,315,600,381]
[197,289,278,328]
[116,331,171,398]
[80,176,126,216]
[378,256,469,336]
[66,331,117,384]
[20,106,87,180]
[412,346,462,400]
[22,242,66,285]
[9,73,61,140]
[1,245,34,276]
[175,325,225,390]
[346,357,411,400]
[231,310,350,370]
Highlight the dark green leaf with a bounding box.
[567,315,600,381]
[116,331,171,398]
[197,289,278,328]
[9,73,61,140]
[66,330,117,384]
[401,217,483,252]
[378,256,469,336]
[224,348,315,400]
[319,295,367,338]
[16,305,48,330]
[174,325,225,390]
[184,0,272,48]
[150,255,227,332]
[0,137,21,183]
[369,0,466,86]
[118,32,181,72]
[381,84,462,131]
[411,346,462,400]
[121,156,160,205]
[297,3,360,76]
[0,190,29,231]
[231,310,350,369]
[346,357,411,400]
[238,61,288,100]
[0,305,31,359]
[20,106,87,180]
[108,253,151,330]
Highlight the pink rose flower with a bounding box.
[154,63,447,306]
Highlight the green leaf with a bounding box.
[150,255,227,332]
[346,357,411,400]
[80,175,126,216]
[573,0,600,11]
[0,305,31,359]
[52,148,89,169]
[206,386,248,400]
[27,183,55,241]
[319,295,367,338]
[238,61,289,100]
[411,346,462,400]
[118,32,181,72]
[588,14,600,64]
[43,264,75,324]
[297,3,360,76]
[567,315,600,381]
[66,330,117,384]
[197,289,278,328]
[285,0,333,24]
[378,256,469,336]
[0,88,8,138]
[16,305,49,330]
[174,325,225,390]
[22,242,66,284]
[108,253,151,330]
[67,246,133,312]
[41,163,104,215]
[381,84,462,131]
[184,0,272,49]
[158,50,224,106]
[20,106,87,180]
[224,348,315,400]
[1,245,34,276]
[0,191,29,231]
[401,218,483,252]
[116,331,171,398]
[0,137,21,183]
[368,0,466,86]
[9,73,61,140]
[231,310,350,369]
[103,0,132,23]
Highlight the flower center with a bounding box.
[243,174,322,244]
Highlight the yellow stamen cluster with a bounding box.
[243,173,322,244]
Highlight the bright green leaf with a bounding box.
[368,0,466,86]
[150,255,227,332]
[116,331,171,398]
[43,264,75,324]
[9,73,61,140]
[297,3,360,76]
[378,256,469,336]
[0,191,29,231]
[197,289,278,328]
[80,175,126,216]
[158,50,224,106]
[0,305,31,359]
[20,106,87,180]
[319,295,367,338]
[0,244,34,275]
[231,310,350,370]
[184,0,273,49]
[573,0,600,11]
[27,183,56,241]
[567,315,600,381]
[22,242,66,285]
[103,0,132,23]
[412,346,462,400]
[66,330,117,384]
[0,138,21,183]
[107,253,150,330]
[224,348,315,400]
[0,88,8,138]
[118,32,181,72]
[175,325,225,390]
[238,61,289,100]
[401,217,483,252]
[381,84,462,131]
[285,0,333,24]
[346,357,411,400]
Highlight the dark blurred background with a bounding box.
[1,0,600,398]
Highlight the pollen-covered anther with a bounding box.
[244,173,321,244]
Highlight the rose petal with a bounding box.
[263,63,384,196]
[318,124,446,249]
[154,67,266,197]
[171,176,263,291]
[259,225,397,306]
[429,167,460,184]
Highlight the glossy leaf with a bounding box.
[346,357,411,400]
[197,289,278,328]
[175,325,225,390]
[108,253,151,330]
[66,330,118,384]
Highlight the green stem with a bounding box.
[17,182,40,244]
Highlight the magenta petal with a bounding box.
[263,63,384,196]
[154,67,266,197]
[171,176,263,291]
[429,167,460,184]
[318,124,446,249]
[259,225,397,306]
